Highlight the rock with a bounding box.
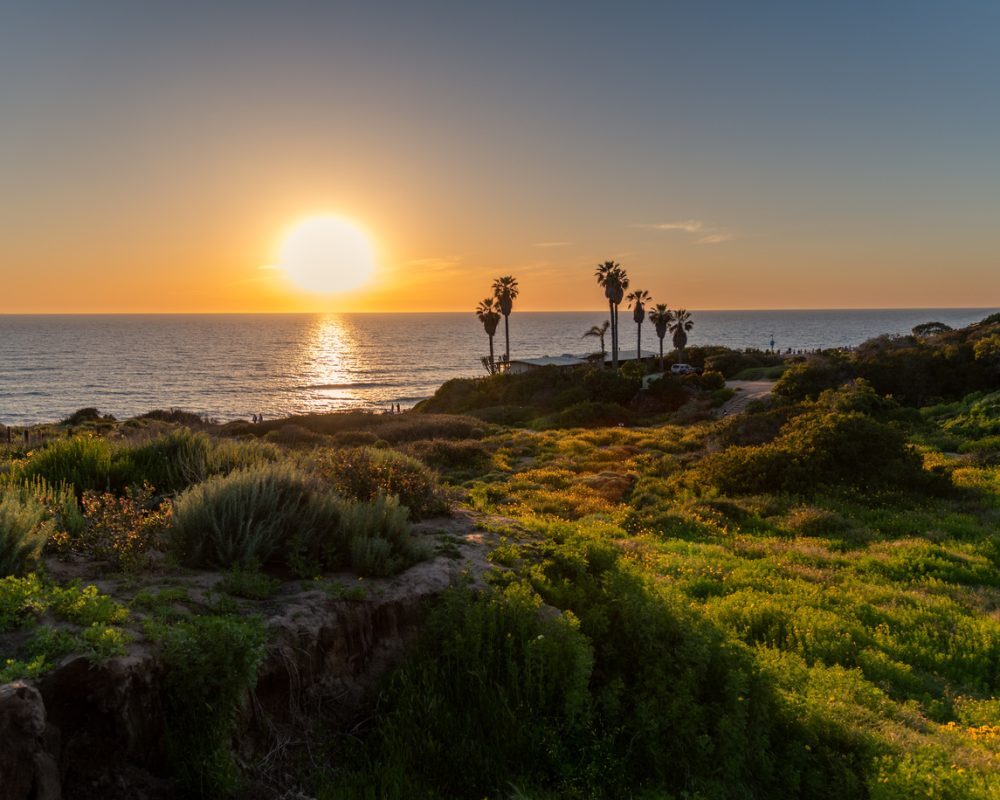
[0,681,58,800]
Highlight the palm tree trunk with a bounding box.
[659,338,664,372]
[504,314,510,363]
[637,323,641,365]
[489,334,494,363]
[611,303,618,370]
[608,299,616,369]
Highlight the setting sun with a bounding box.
[276,215,376,295]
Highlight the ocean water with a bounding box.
[0,309,995,425]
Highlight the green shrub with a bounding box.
[339,494,427,577]
[0,492,52,577]
[122,429,215,494]
[329,583,594,798]
[18,435,119,494]
[329,531,869,799]
[218,563,281,600]
[403,439,491,473]
[155,615,267,797]
[774,357,853,401]
[311,447,446,518]
[169,464,426,577]
[695,411,941,495]
[169,464,340,570]
[535,401,634,429]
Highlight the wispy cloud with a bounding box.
[533,241,571,248]
[632,219,733,244]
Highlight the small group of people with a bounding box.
[251,413,265,424]
[385,403,402,414]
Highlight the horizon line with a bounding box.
[1,306,998,316]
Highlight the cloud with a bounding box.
[533,241,571,248]
[633,219,733,244]
[696,232,733,244]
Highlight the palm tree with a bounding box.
[626,289,652,364]
[594,261,628,368]
[648,303,672,371]
[475,297,501,364]
[582,320,611,357]
[491,275,519,364]
[670,309,694,363]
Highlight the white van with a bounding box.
[670,363,699,375]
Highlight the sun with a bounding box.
[276,214,376,294]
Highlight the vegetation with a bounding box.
[168,463,426,576]
[153,614,267,796]
[4,313,1000,798]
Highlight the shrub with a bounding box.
[52,483,170,572]
[218,562,281,599]
[311,447,446,518]
[332,530,870,798]
[403,439,491,473]
[169,465,340,570]
[536,401,634,429]
[18,436,119,494]
[695,411,940,495]
[774,357,854,401]
[122,429,215,493]
[339,494,427,577]
[155,615,267,796]
[169,464,426,577]
[0,492,52,577]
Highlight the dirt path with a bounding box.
[717,380,775,417]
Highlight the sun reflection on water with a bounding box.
[294,315,362,411]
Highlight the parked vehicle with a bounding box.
[671,363,699,375]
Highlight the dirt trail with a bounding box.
[717,380,775,417]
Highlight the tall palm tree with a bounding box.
[648,303,672,371]
[475,297,501,364]
[582,320,610,357]
[670,309,694,363]
[594,261,628,368]
[491,275,519,363]
[627,289,652,363]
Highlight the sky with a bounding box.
[1,0,998,313]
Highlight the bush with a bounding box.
[169,464,426,576]
[18,431,283,499]
[53,483,170,572]
[0,492,53,577]
[311,447,446,518]
[155,615,267,796]
[774,357,854,401]
[695,411,941,495]
[535,401,635,429]
[331,530,870,798]
[402,439,492,474]
[122,429,214,494]
[169,464,341,570]
[18,436,119,494]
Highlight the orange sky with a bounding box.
[2,4,998,313]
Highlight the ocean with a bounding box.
[1,309,995,425]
